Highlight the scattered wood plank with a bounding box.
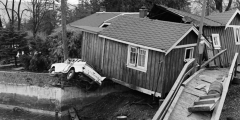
[188,103,215,112]
[188,94,220,112]
[194,97,220,105]
[195,84,206,90]
[199,94,220,99]
[199,75,216,83]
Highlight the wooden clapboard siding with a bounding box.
[163,48,186,96]
[177,31,198,45]
[82,32,165,93]
[230,14,240,25]
[203,26,238,66]
[81,30,199,95]
[81,32,104,71]
[101,39,165,93]
[162,32,198,96]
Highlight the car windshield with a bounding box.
[64,59,82,64]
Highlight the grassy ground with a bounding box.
[0,71,59,87]
[220,73,240,120]
[76,90,159,120]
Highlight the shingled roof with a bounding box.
[70,12,139,27]
[206,9,238,25]
[70,12,122,27]
[157,5,222,26]
[100,16,198,52]
[54,12,139,33]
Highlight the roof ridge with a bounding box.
[121,15,194,27]
[157,4,223,25]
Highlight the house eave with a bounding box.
[98,35,166,53]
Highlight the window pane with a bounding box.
[186,49,190,59]
[213,37,218,46]
[237,28,240,42]
[130,47,137,65]
[138,49,146,67]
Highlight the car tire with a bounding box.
[49,67,56,77]
[67,68,75,80]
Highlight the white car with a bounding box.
[49,58,106,85]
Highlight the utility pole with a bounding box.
[194,0,206,71]
[61,0,68,61]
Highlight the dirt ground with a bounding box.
[76,90,159,120]
[220,73,240,120]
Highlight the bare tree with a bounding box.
[0,0,29,66]
[27,0,50,38]
[0,0,13,24]
[0,0,29,30]
[192,0,233,14]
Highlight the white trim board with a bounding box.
[166,26,199,54]
[225,9,240,29]
[104,13,139,23]
[174,43,197,49]
[111,78,161,97]
[99,23,111,28]
[98,35,166,53]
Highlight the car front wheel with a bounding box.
[49,67,56,77]
[67,69,75,80]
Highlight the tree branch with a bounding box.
[225,0,232,11]
[0,0,12,22]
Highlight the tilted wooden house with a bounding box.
[148,5,240,66]
[74,15,201,97]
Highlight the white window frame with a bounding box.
[127,45,148,72]
[211,34,221,49]
[184,47,194,62]
[99,23,111,28]
[234,27,240,45]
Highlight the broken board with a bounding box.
[199,75,216,83]
[188,94,220,112]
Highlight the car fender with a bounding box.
[73,62,86,72]
[83,64,106,85]
[51,63,68,73]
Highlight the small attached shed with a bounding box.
[148,5,240,66]
[78,16,199,97]
[203,9,240,65]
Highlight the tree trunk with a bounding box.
[61,0,68,61]
[214,0,223,12]
[225,0,232,11]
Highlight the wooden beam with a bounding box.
[182,69,205,86]
[211,53,238,120]
[163,86,184,120]
[201,49,227,68]
[111,78,161,97]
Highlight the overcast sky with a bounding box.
[0,0,79,24]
